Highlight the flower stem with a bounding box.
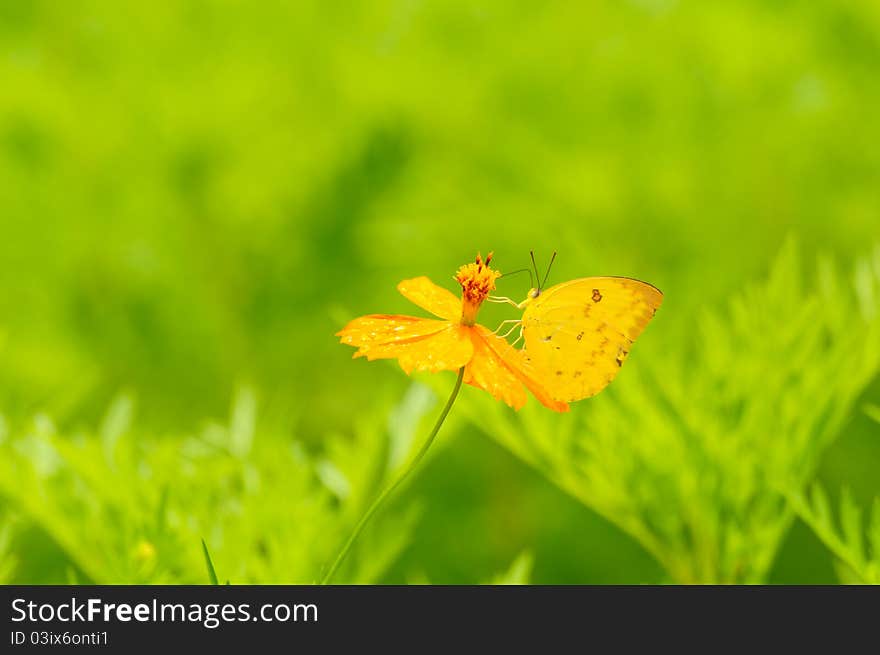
[320,366,466,584]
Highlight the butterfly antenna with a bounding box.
[499,268,533,287]
[540,251,557,290]
[530,251,540,290]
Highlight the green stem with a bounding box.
[320,366,465,584]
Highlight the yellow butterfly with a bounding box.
[491,252,663,403]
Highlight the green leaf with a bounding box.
[489,552,534,585]
[839,488,865,568]
[201,539,219,586]
[789,483,880,584]
[810,484,832,530]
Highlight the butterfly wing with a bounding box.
[521,277,662,402]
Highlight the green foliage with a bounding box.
[201,539,220,585]
[1,1,880,584]
[0,515,18,585]
[488,551,534,585]
[786,484,880,584]
[456,245,880,583]
[799,405,880,582]
[0,389,426,584]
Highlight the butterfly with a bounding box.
[491,252,663,402]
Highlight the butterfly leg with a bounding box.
[508,328,524,349]
[491,319,522,337]
[497,324,522,340]
[486,295,521,308]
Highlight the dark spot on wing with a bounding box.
[573,371,582,378]
[542,335,552,342]
[556,370,563,376]
[592,289,602,303]
[576,331,584,341]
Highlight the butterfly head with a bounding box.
[519,250,556,308]
[518,286,541,306]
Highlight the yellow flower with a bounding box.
[337,253,568,412]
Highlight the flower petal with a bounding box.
[337,314,473,374]
[464,331,529,410]
[397,276,462,321]
[466,326,569,412]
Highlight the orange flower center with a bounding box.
[455,252,501,326]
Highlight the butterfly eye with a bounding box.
[530,288,541,299]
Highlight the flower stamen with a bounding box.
[456,251,501,326]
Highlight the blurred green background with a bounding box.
[1,0,879,584]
